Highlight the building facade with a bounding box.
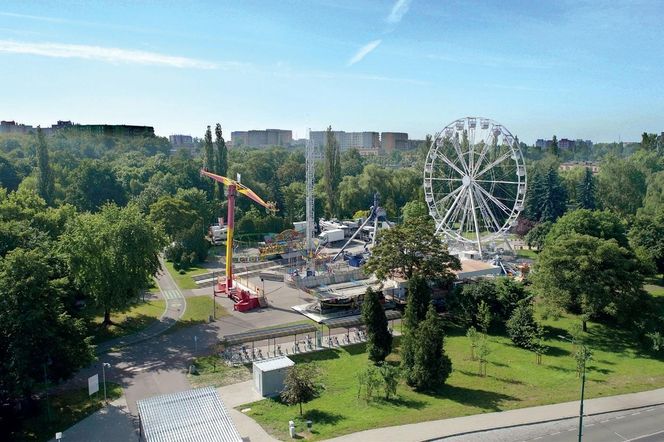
[381,132,409,153]
[231,129,292,148]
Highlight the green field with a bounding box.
[644,275,664,297]
[163,260,209,290]
[515,248,538,260]
[245,312,664,440]
[88,299,166,344]
[12,383,122,442]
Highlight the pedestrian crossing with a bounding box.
[162,289,182,300]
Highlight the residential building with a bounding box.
[558,138,575,150]
[309,130,379,151]
[559,161,600,174]
[231,129,292,148]
[169,134,194,147]
[381,132,409,153]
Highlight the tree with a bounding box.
[323,126,341,217]
[281,363,323,415]
[576,167,596,210]
[477,334,491,376]
[203,125,215,195]
[406,305,452,391]
[36,127,55,205]
[597,156,646,217]
[149,196,199,239]
[506,301,538,349]
[525,221,552,251]
[533,233,646,331]
[62,204,166,325]
[524,165,567,222]
[640,171,664,217]
[214,124,228,199]
[544,209,628,248]
[357,365,381,401]
[341,148,365,177]
[401,200,429,222]
[362,287,392,363]
[477,300,492,334]
[0,248,94,404]
[67,160,126,212]
[549,135,559,157]
[466,326,479,360]
[364,216,461,283]
[379,364,401,400]
[629,212,664,275]
[403,275,431,330]
[0,155,20,191]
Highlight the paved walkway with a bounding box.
[325,387,664,442]
[95,260,186,354]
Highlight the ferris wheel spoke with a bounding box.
[439,186,468,227]
[437,152,467,177]
[474,150,512,179]
[430,177,463,182]
[472,185,504,232]
[474,183,513,216]
[433,184,464,207]
[471,130,496,176]
[474,179,519,185]
[451,136,470,174]
[467,188,484,252]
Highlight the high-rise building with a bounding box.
[169,134,194,147]
[381,132,409,153]
[231,129,292,148]
[309,130,378,151]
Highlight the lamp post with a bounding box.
[559,334,590,442]
[102,362,111,402]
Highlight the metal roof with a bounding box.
[221,323,319,345]
[253,356,294,372]
[137,387,242,442]
[321,310,402,329]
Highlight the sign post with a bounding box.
[88,374,99,397]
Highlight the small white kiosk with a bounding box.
[253,356,294,397]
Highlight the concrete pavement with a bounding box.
[324,387,664,442]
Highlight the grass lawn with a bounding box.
[644,275,664,297]
[88,299,166,344]
[188,355,252,388]
[515,248,538,260]
[245,312,664,440]
[163,260,209,290]
[12,383,122,442]
[170,295,229,331]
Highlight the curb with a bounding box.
[423,401,664,441]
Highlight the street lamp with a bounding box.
[559,334,590,442]
[102,362,111,402]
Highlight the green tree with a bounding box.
[597,156,646,217]
[533,233,646,331]
[401,200,429,222]
[629,212,664,275]
[36,127,55,205]
[62,204,166,325]
[524,165,567,222]
[640,171,664,216]
[281,363,323,415]
[477,300,492,334]
[477,334,491,376]
[203,125,215,195]
[0,248,94,404]
[525,221,552,251]
[549,135,559,157]
[544,209,628,248]
[466,326,479,360]
[214,123,228,199]
[403,275,431,330]
[379,364,401,400]
[0,155,20,191]
[67,160,126,212]
[506,301,538,349]
[341,148,365,177]
[323,126,341,217]
[364,216,461,282]
[576,167,596,210]
[406,305,452,391]
[362,287,392,363]
[149,196,199,239]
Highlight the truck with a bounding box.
[318,228,344,244]
[210,225,227,245]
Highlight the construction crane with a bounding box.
[200,169,277,292]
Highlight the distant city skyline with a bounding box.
[1,1,663,144]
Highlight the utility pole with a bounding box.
[559,334,590,442]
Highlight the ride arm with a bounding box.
[200,169,277,212]
[331,207,376,262]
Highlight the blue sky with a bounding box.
[1,0,663,143]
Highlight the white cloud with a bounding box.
[347,39,382,66]
[0,40,219,69]
[387,0,412,23]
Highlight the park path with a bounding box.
[95,258,186,354]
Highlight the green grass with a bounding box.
[88,299,166,344]
[245,313,664,441]
[170,295,229,331]
[188,355,252,388]
[644,275,664,297]
[163,260,209,290]
[12,383,122,442]
[515,248,538,260]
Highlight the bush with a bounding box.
[379,364,401,400]
[357,366,381,401]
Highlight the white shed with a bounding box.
[253,356,294,397]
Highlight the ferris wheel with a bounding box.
[423,117,526,256]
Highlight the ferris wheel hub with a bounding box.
[462,175,471,186]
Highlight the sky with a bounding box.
[1,0,663,143]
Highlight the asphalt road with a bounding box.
[441,404,664,441]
